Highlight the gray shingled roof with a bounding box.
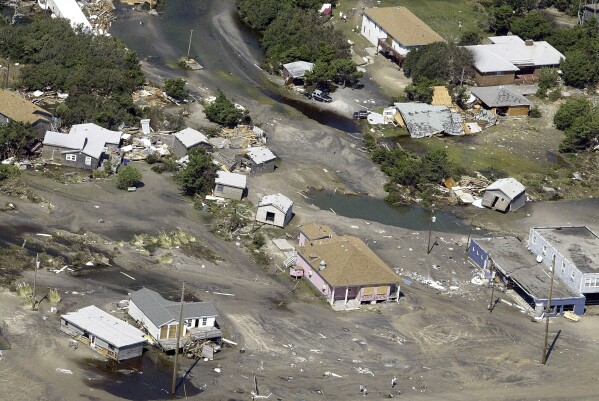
[486,178,525,199]
[282,61,314,78]
[43,123,122,160]
[129,287,218,328]
[394,103,465,138]
[174,128,210,149]
[470,86,532,108]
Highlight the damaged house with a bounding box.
[214,170,247,201]
[128,287,221,351]
[238,146,277,175]
[282,61,314,85]
[61,305,146,361]
[256,193,293,228]
[470,86,532,116]
[42,123,122,170]
[394,103,465,138]
[172,128,212,159]
[482,177,526,213]
[0,90,54,135]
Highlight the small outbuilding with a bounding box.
[256,193,293,228]
[242,146,277,175]
[128,287,221,351]
[482,177,526,212]
[214,170,247,200]
[394,103,465,138]
[469,86,532,116]
[281,61,314,85]
[60,305,146,361]
[172,128,212,159]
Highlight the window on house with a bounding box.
[202,317,207,326]
[542,245,547,255]
[585,278,592,287]
[66,154,77,162]
[216,184,224,191]
[561,261,566,274]
[532,236,536,244]
[85,156,92,166]
[571,271,575,281]
[496,71,504,76]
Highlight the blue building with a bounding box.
[469,237,585,316]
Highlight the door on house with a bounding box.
[266,211,275,222]
[490,196,499,208]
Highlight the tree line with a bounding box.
[237,0,362,89]
[0,17,144,129]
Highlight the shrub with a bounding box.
[554,98,592,131]
[164,78,189,100]
[116,165,142,189]
[204,89,248,127]
[0,164,20,181]
[529,106,542,118]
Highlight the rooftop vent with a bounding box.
[319,260,326,270]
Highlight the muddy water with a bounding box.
[80,349,202,400]
[305,189,473,234]
[109,0,369,133]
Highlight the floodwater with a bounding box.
[79,349,202,400]
[305,189,473,234]
[109,0,371,133]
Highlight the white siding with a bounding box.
[128,300,160,340]
[360,14,411,56]
[256,204,292,228]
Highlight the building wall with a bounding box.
[214,184,244,200]
[250,159,276,175]
[184,317,216,331]
[482,189,511,212]
[256,204,291,228]
[506,105,530,117]
[474,71,516,86]
[128,300,161,340]
[361,15,411,55]
[173,138,188,159]
[116,343,144,361]
[536,296,586,316]
[42,145,99,169]
[296,254,334,303]
[528,228,597,294]
[509,191,526,212]
[469,239,490,272]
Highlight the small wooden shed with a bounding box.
[256,193,293,228]
[482,177,526,212]
[214,170,247,200]
[173,128,212,159]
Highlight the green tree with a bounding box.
[403,43,473,85]
[561,48,599,88]
[553,98,592,131]
[0,121,35,159]
[116,165,143,190]
[458,31,482,46]
[489,5,514,35]
[419,149,453,185]
[560,112,599,152]
[204,89,247,127]
[404,77,442,103]
[176,148,218,196]
[510,12,555,40]
[164,78,189,100]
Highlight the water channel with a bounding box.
[109,0,374,133]
[305,189,473,234]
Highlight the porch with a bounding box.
[157,327,222,351]
[377,38,405,66]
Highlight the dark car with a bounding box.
[353,110,370,119]
[310,89,332,103]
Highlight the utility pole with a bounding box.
[171,281,186,395]
[542,255,556,365]
[187,29,194,60]
[487,256,496,312]
[426,208,436,254]
[32,253,39,311]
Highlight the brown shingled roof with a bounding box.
[299,223,336,242]
[297,236,399,287]
[0,90,52,125]
[364,7,445,47]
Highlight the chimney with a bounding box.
[525,39,534,46]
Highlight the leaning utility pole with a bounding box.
[171,281,186,395]
[187,29,194,60]
[426,209,436,254]
[542,255,556,365]
[32,253,39,311]
[488,256,496,312]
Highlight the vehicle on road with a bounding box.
[353,110,370,119]
[308,89,332,103]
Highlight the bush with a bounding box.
[164,78,189,100]
[204,89,248,127]
[116,165,142,189]
[0,164,20,181]
[529,106,542,118]
[252,233,266,249]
